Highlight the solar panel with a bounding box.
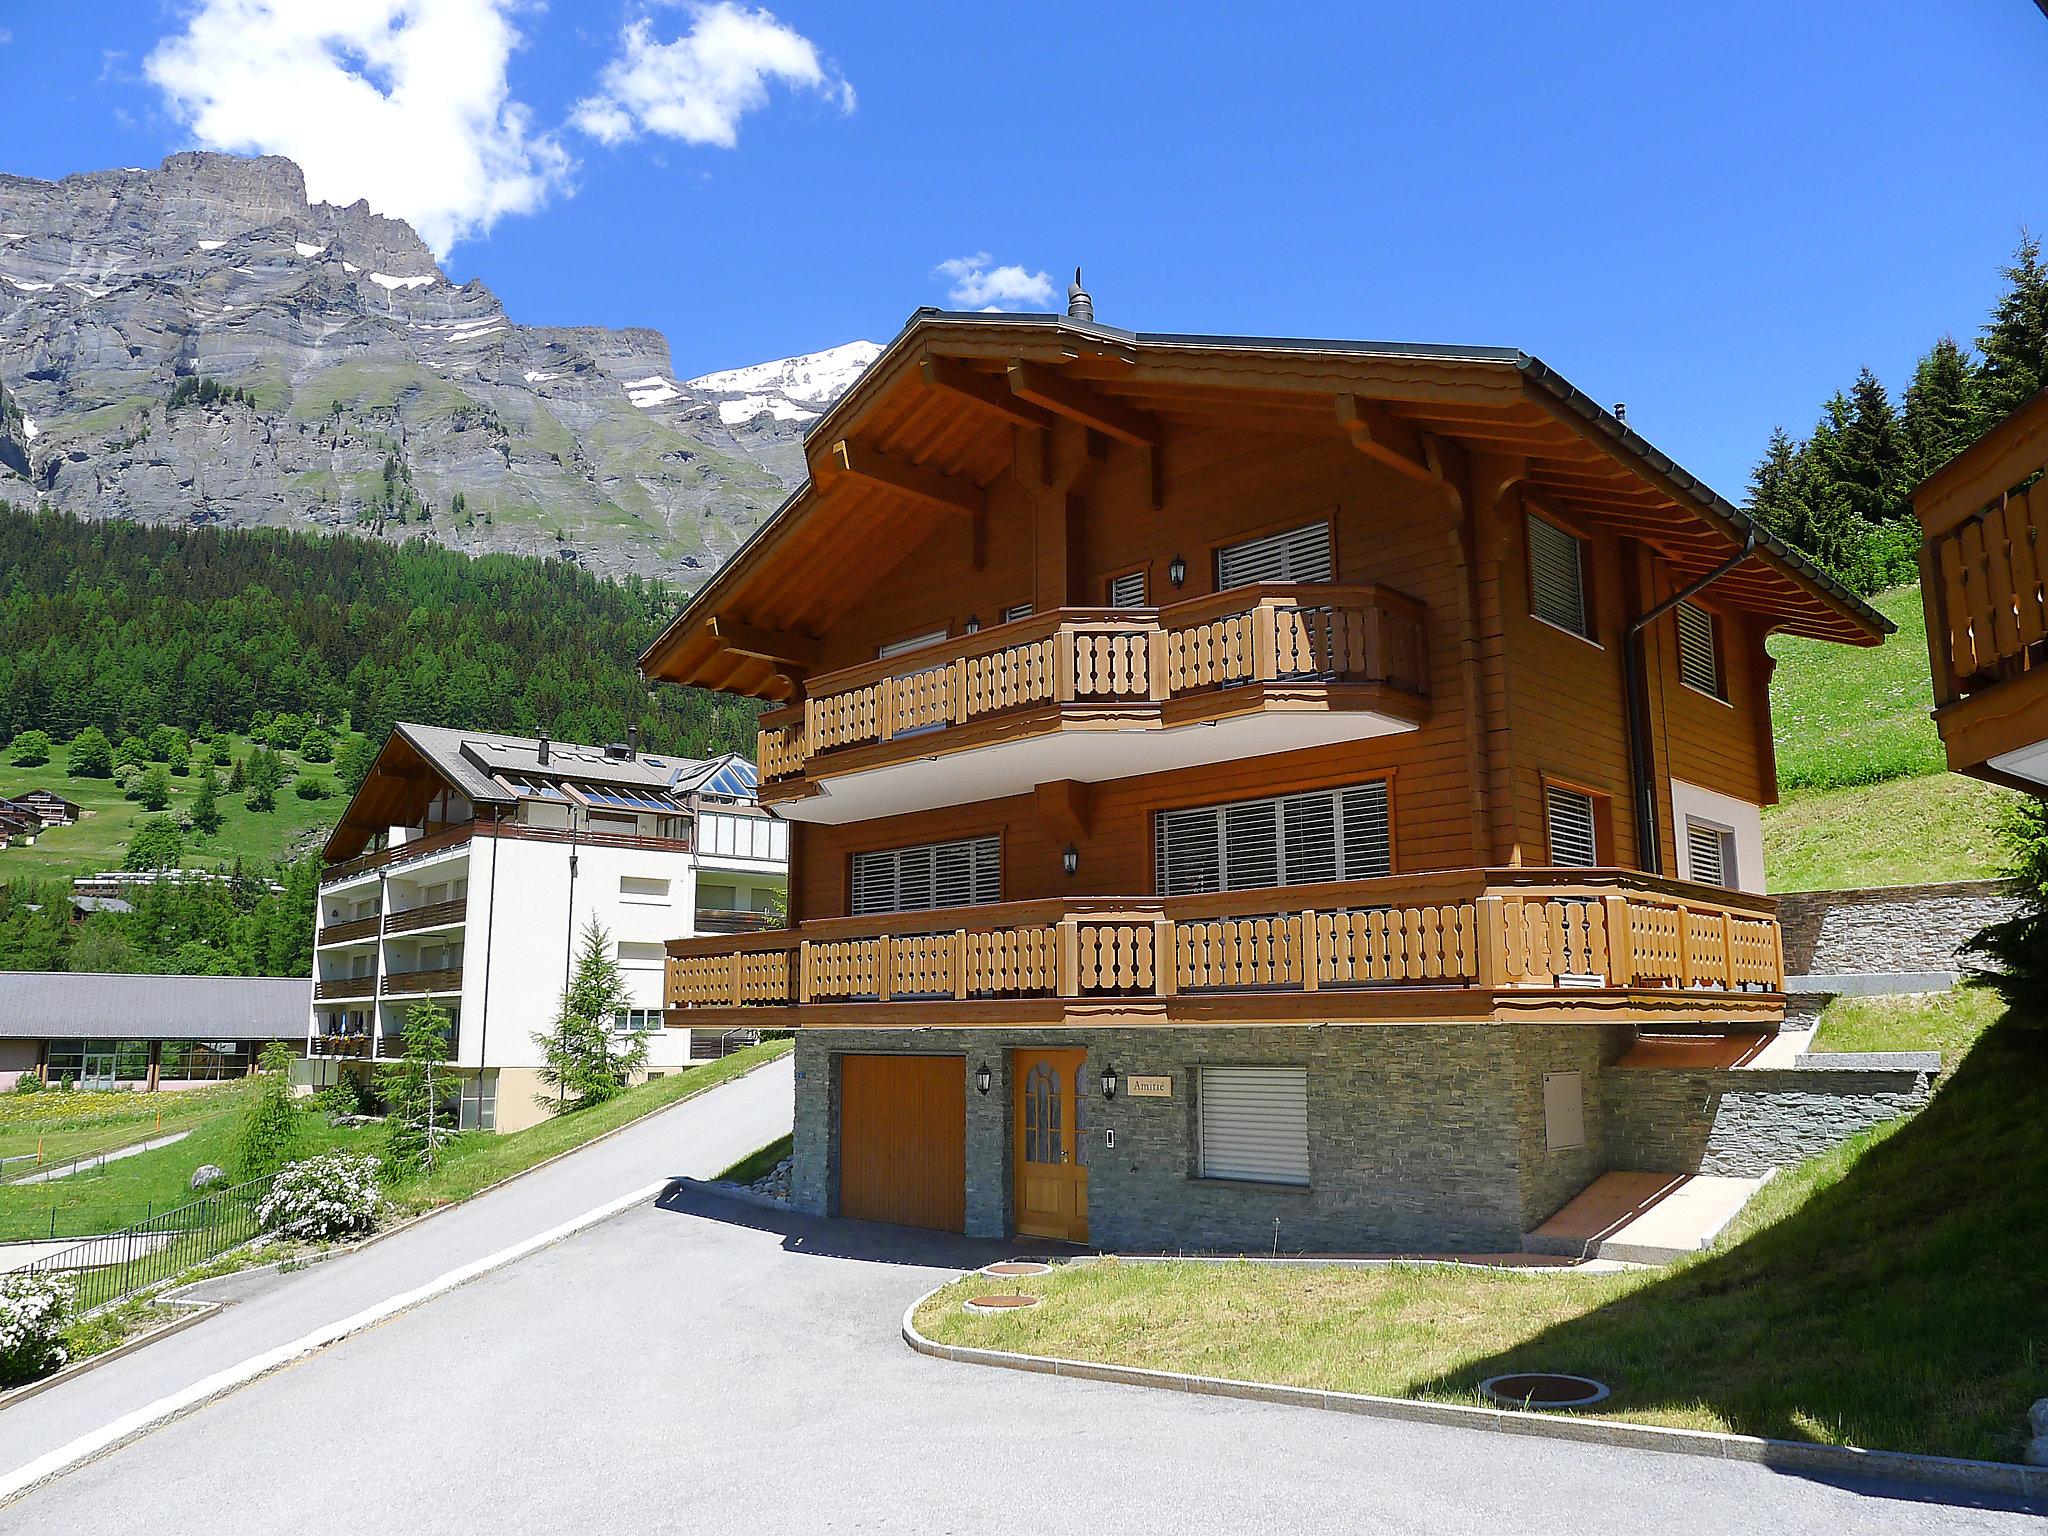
[578,784,683,813]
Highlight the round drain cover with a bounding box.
[1479,1372,1610,1410]
[981,1261,1052,1277]
[963,1293,1041,1314]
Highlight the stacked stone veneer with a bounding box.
[1605,1062,1934,1178]
[1777,879,2020,977]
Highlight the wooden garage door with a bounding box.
[839,1054,966,1232]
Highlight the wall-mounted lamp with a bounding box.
[1168,553,1188,589]
[1062,844,1080,878]
[963,615,980,634]
[975,1062,993,1096]
[1100,1065,1120,1101]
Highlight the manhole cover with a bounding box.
[963,1293,1042,1314]
[1479,1372,1610,1410]
[981,1261,1052,1277]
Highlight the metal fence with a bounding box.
[15,1174,272,1315]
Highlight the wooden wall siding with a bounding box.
[788,411,1776,907]
[837,1054,967,1232]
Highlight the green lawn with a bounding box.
[1810,984,2000,1061]
[1767,584,1942,791]
[0,730,361,881]
[715,1132,791,1185]
[1762,772,2017,892]
[918,994,2043,1463]
[0,1077,258,1171]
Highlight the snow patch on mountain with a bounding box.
[718,395,818,426]
[686,340,881,404]
[370,272,436,292]
[625,376,683,409]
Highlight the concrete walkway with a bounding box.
[7,1130,193,1185]
[0,1168,2035,1532]
[0,1055,793,1488]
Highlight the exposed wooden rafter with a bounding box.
[1007,361,1163,447]
[706,614,821,669]
[828,439,987,518]
[920,357,1055,430]
[1335,394,1440,488]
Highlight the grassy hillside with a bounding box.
[1763,584,2018,891]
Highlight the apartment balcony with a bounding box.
[308,1033,371,1059]
[317,915,382,947]
[756,583,1430,824]
[663,869,1784,1031]
[383,898,467,935]
[321,822,475,887]
[1917,390,2048,787]
[313,976,377,1002]
[694,908,787,936]
[381,966,464,998]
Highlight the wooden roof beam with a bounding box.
[1335,394,1441,488]
[707,614,822,669]
[921,357,1056,430]
[829,439,986,518]
[1007,360,1163,448]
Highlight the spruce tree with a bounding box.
[231,1042,303,1182]
[1745,427,1802,541]
[192,767,223,834]
[1902,336,1977,486]
[532,920,645,1115]
[1838,368,1908,528]
[379,1001,454,1177]
[1974,231,2048,429]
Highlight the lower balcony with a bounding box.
[308,1033,371,1058]
[663,870,1785,1030]
[381,966,464,998]
[313,976,377,1002]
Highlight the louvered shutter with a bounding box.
[1685,819,1732,888]
[1546,786,1599,867]
[1222,800,1282,889]
[1199,1067,1310,1185]
[1337,782,1392,879]
[1108,570,1147,607]
[1001,602,1034,623]
[1280,792,1339,884]
[851,849,896,916]
[1158,781,1390,893]
[1156,806,1223,895]
[1676,602,1720,696]
[1528,515,1589,638]
[1218,521,1334,589]
[851,837,1000,914]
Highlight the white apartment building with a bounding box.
[307,724,787,1132]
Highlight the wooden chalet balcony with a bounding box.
[1918,390,2048,786]
[384,898,467,934]
[318,915,381,946]
[756,583,1430,823]
[381,966,464,997]
[309,1033,371,1058]
[663,870,1784,1030]
[313,976,377,1002]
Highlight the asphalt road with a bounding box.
[2,1151,2035,1533]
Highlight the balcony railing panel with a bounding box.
[318,915,380,946]
[384,897,467,934]
[664,872,1783,1014]
[313,976,376,1002]
[381,966,463,996]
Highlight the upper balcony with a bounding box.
[1917,389,2048,788]
[663,868,1784,1031]
[757,582,1430,823]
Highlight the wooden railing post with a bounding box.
[1676,904,1695,988]
[1717,909,1735,989]
[1474,894,1506,989]
[950,657,970,727]
[1054,627,1077,705]
[1300,909,1320,991]
[875,936,893,1002]
[799,942,814,1004]
[1253,601,1278,682]
[1601,895,1631,987]
[729,949,743,1007]
[1153,917,1177,996]
[1057,917,1080,997]
[953,930,969,999]
[1148,627,1171,702]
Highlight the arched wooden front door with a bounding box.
[1012,1048,1088,1243]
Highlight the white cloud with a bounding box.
[934,253,1055,311]
[145,1,572,258]
[574,3,852,149]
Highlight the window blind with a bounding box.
[1216,521,1334,589]
[1528,515,1590,639]
[1676,601,1720,696]
[1107,570,1148,608]
[1199,1066,1310,1185]
[1545,786,1599,867]
[850,836,1000,915]
[1685,818,1735,889]
[878,630,947,659]
[1001,602,1034,623]
[1155,781,1390,895]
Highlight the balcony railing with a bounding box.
[1926,481,2048,696]
[665,870,1782,1016]
[756,583,1428,789]
[322,822,475,884]
[694,908,786,935]
[313,976,377,1002]
[308,1033,371,1058]
[318,915,381,946]
[384,898,467,934]
[381,966,464,997]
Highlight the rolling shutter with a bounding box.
[1528,515,1589,638]
[1108,570,1148,608]
[878,630,948,659]
[1685,818,1734,889]
[1217,521,1334,589]
[1545,786,1599,867]
[1199,1066,1310,1185]
[1676,602,1720,696]
[851,836,1000,915]
[1155,782,1391,895]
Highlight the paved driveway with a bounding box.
[2,1172,2035,1534]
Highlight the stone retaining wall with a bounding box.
[1776,879,2019,978]
[1605,1064,1934,1177]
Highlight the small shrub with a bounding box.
[294,775,333,800]
[11,1074,41,1095]
[314,1073,362,1122]
[231,1041,302,1181]
[0,1273,71,1387]
[257,1151,381,1241]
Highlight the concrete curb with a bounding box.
[900,1285,2048,1503]
[0,1302,220,1415]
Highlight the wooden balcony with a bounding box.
[308,1033,371,1058]
[756,583,1430,823]
[313,976,377,1002]
[694,908,787,935]
[317,915,381,946]
[381,966,464,997]
[384,898,467,934]
[1917,390,2048,787]
[663,869,1784,1030]
[321,822,474,885]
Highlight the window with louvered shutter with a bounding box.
[1199,1066,1310,1185]
[878,630,948,660]
[1545,786,1599,867]
[1676,601,1721,697]
[1107,570,1147,608]
[1001,602,1033,623]
[1685,818,1736,889]
[850,836,999,915]
[1528,514,1590,639]
[1216,521,1334,589]
[1155,781,1391,894]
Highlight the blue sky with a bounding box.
[2,2,2045,497]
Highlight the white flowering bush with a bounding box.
[0,1272,71,1386]
[256,1151,382,1241]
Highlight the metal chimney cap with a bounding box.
[1067,267,1094,323]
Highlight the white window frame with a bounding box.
[850,835,1001,916]
[1544,784,1600,868]
[612,1007,662,1037]
[1155,781,1390,895]
[1528,513,1593,642]
[1197,1066,1310,1186]
[1675,600,1723,700]
[1215,520,1334,589]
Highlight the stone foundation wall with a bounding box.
[1777,880,2019,977]
[1605,1065,1933,1177]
